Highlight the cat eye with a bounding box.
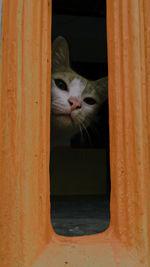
[83,97,96,105]
[54,79,68,91]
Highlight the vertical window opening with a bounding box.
[50,0,110,236]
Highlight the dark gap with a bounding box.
[50,0,110,236]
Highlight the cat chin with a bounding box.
[51,114,79,138]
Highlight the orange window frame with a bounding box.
[0,0,150,266]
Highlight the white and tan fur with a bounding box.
[51,37,108,147]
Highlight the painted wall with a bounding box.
[0,1,52,266]
[0,0,2,55]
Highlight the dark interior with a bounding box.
[50,0,110,236]
[52,0,106,18]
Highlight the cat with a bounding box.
[51,36,108,148]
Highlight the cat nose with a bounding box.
[68,97,81,111]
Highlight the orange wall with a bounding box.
[107,0,150,259]
[0,1,52,266]
[0,0,150,266]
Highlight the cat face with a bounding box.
[51,37,108,137]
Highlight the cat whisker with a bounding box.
[78,119,92,146]
[84,117,101,137]
[51,105,68,114]
[89,123,100,137]
[78,124,84,144]
[82,122,92,146]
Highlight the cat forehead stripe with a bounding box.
[70,78,87,92]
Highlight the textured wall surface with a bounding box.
[0,1,52,266]
[0,0,2,55]
[107,0,150,249]
[107,0,150,265]
[0,0,150,266]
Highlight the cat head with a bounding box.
[51,36,108,137]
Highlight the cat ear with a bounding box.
[94,77,108,103]
[52,36,70,72]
